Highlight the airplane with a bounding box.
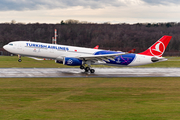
[3,35,172,73]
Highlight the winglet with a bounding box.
[94,45,99,49]
[128,49,136,53]
[139,35,172,57]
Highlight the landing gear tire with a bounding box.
[90,69,95,73]
[18,59,22,62]
[85,67,90,72]
[80,65,84,70]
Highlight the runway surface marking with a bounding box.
[0,68,180,77]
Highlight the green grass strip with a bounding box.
[0,77,180,119]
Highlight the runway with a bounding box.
[0,68,180,77]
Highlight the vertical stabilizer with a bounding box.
[139,36,172,57]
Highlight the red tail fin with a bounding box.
[139,35,172,57]
[94,45,99,49]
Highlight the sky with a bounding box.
[0,0,180,24]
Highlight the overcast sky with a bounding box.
[0,0,180,24]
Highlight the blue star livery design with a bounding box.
[3,35,172,73]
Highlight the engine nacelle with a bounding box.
[63,57,82,66]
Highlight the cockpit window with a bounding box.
[9,44,13,46]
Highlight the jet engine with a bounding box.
[63,57,82,66]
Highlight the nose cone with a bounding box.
[3,45,8,51]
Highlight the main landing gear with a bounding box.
[80,65,95,73]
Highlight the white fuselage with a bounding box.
[3,41,166,67]
[4,41,101,60]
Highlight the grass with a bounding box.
[0,56,180,68]
[0,56,72,68]
[0,56,180,119]
[0,77,180,119]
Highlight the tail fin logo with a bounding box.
[139,36,172,57]
[150,41,165,56]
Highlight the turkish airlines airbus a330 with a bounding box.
[3,35,172,73]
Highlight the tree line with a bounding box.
[1,21,180,56]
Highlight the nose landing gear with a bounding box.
[18,55,22,62]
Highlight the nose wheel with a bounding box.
[18,59,22,62]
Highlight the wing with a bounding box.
[75,52,127,62]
